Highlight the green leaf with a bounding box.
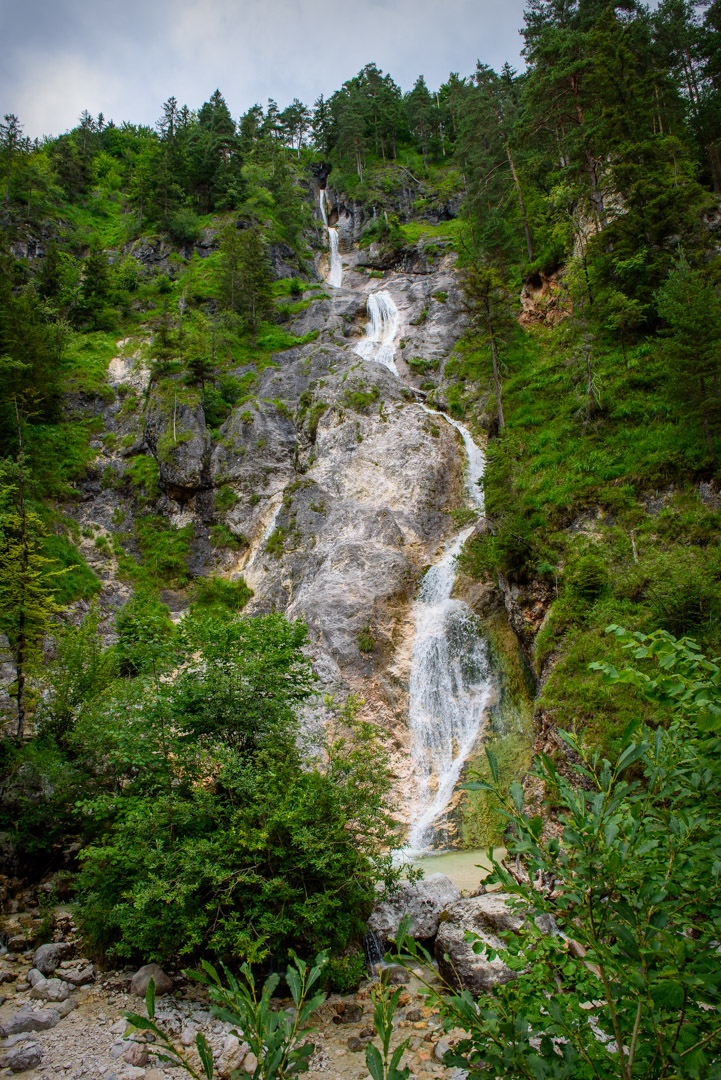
[196,1031,215,1079]
[486,746,500,785]
[145,977,156,1021]
[509,782,524,812]
[366,1043,384,1080]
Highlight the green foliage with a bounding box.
[75,621,400,965]
[113,592,175,677]
[343,385,380,412]
[213,483,239,512]
[134,515,194,587]
[210,524,245,550]
[357,625,375,654]
[399,630,721,1079]
[41,532,100,604]
[365,975,410,1080]
[127,951,329,1080]
[324,951,367,994]
[188,575,253,618]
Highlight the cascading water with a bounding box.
[319,188,343,289]
[352,289,493,851]
[406,414,493,851]
[353,291,400,375]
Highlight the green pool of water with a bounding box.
[407,848,506,892]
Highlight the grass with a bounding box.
[455,322,721,752]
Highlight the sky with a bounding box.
[1,0,529,139]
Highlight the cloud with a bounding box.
[2,0,527,138]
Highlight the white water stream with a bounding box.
[352,290,494,851]
[319,189,343,289]
[353,291,400,375]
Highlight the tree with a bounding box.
[461,264,517,432]
[74,615,402,965]
[216,225,274,345]
[655,251,721,458]
[0,114,27,204]
[0,418,65,743]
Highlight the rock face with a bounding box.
[368,874,461,943]
[435,893,522,994]
[129,964,173,997]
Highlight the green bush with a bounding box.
[75,617,401,965]
[190,575,253,617]
[210,524,245,550]
[165,209,202,246]
[324,951,367,994]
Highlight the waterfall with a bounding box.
[319,188,343,288]
[328,227,343,288]
[405,412,491,852]
[243,498,283,575]
[349,281,492,850]
[353,291,399,375]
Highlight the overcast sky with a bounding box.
[2,0,529,139]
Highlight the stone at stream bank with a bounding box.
[129,964,174,997]
[368,873,461,943]
[0,1037,43,1072]
[32,943,72,977]
[435,892,522,994]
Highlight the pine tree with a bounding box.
[217,226,274,345]
[0,408,65,743]
[656,252,721,458]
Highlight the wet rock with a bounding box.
[0,1005,61,1036]
[347,1036,365,1052]
[435,893,521,994]
[405,1009,423,1022]
[0,1039,43,1072]
[369,873,461,943]
[129,963,174,997]
[29,976,70,1002]
[384,965,410,985]
[33,942,72,976]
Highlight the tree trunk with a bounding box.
[489,328,505,432]
[14,399,28,745]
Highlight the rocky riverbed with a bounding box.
[0,911,468,1080]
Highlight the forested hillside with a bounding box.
[0,4,720,1064]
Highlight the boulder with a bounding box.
[0,1039,43,1072]
[32,942,72,976]
[29,976,70,1002]
[26,968,44,987]
[217,1033,249,1078]
[59,963,95,987]
[0,1005,61,1036]
[129,963,173,997]
[123,1043,150,1067]
[435,893,522,994]
[368,873,461,943]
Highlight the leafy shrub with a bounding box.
[324,951,367,994]
[42,533,100,604]
[213,485,239,512]
[357,625,375,653]
[210,524,245,550]
[113,592,174,676]
[190,576,253,617]
[134,515,194,586]
[165,209,202,246]
[566,551,608,601]
[76,617,401,965]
